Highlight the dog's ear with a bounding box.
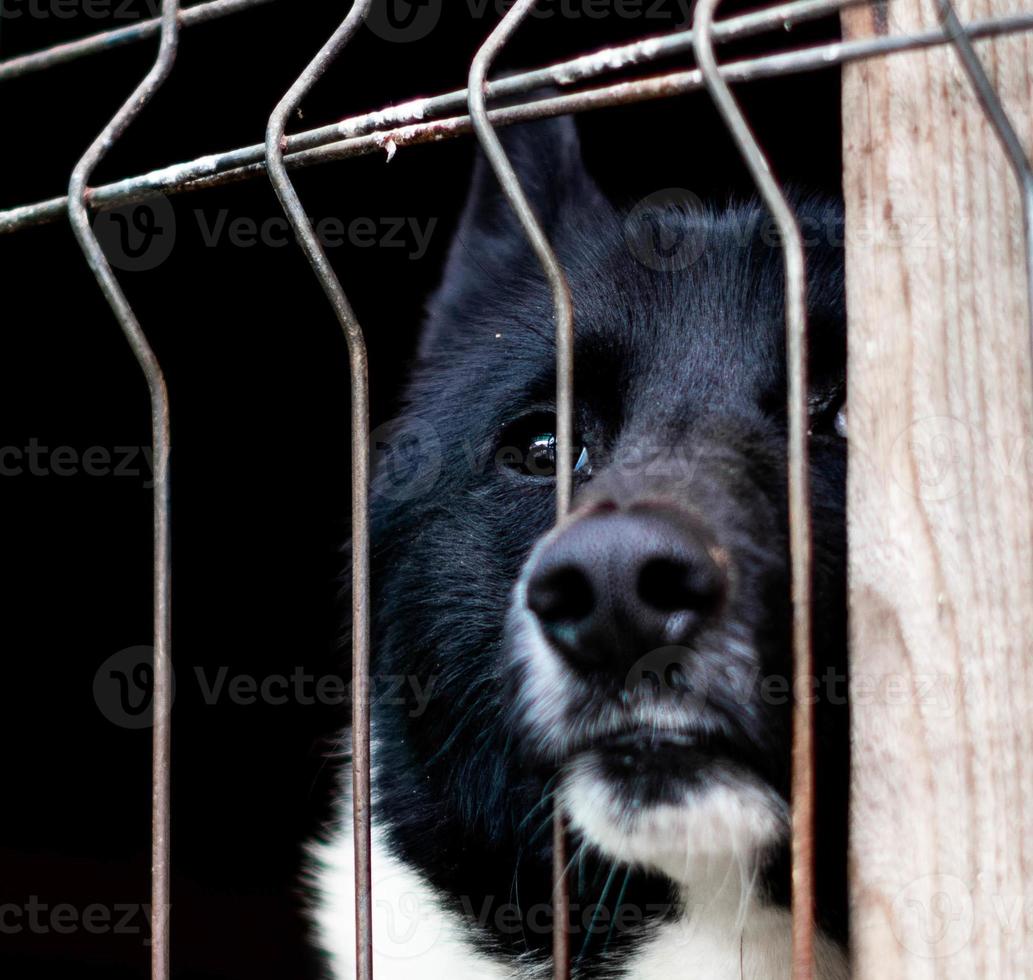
[421,113,606,353]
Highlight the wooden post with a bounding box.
[842,0,1033,976]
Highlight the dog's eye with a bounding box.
[834,403,847,439]
[808,388,847,440]
[497,412,591,478]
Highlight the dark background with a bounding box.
[0,1,841,976]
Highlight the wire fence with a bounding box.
[3,0,1031,978]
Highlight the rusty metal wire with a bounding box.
[63,4,181,979]
[262,3,374,978]
[467,6,575,974]
[286,0,868,158]
[692,1,815,976]
[3,6,1033,236]
[0,0,277,83]
[468,2,576,523]
[0,0,858,227]
[937,0,1033,335]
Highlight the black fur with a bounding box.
[358,115,848,973]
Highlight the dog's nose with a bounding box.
[525,507,726,678]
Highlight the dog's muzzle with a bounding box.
[525,502,727,684]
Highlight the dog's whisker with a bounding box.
[527,809,558,847]
[554,838,589,905]
[600,866,633,959]
[577,857,621,964]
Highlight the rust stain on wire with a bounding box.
[0,0,882,224]
[5,7,1033,235]
[0,0,277,83]
[263,2,374,977]
[692,1,815,977]
[289,0,865,151]
[467,1,574,975]
[937,0,1033,342]
[64,4,181,980]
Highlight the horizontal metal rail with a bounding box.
[237,0,870,154]
[0,0,278,83]
[2,7,1032,236]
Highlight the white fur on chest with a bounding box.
[609,901,848,980]
[309,810,848,980]
[310,820,520,980]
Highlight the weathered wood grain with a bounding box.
[842,0,1033,975]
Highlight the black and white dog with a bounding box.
[311,115,850,979]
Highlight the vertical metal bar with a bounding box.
[467,4,575,977]
[692,3,815,978]
[65,4,181,980]
[263,3,373,978]
[937,0,1033,345]
[549,809,570,980]
[468,0,576,522]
